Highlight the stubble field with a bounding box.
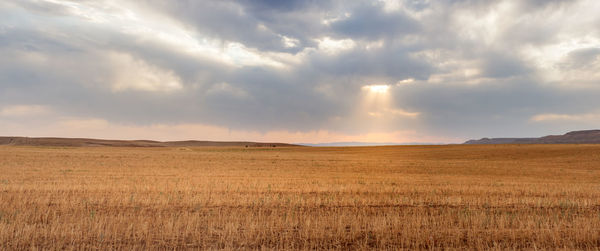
[0,144,599,250]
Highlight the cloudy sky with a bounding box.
[1,0,600,143]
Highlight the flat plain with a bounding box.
[1,144,599,249]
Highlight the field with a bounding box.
[1,144,599,249]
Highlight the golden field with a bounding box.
[0,144,599,250]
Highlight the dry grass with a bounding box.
[1,144,599,250]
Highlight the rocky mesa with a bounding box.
[464,130,600,144]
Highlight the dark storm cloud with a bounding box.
[2,0,600,141]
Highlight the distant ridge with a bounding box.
[0,136,299,147]
[464,130,600,144]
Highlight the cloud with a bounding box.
[0,105,50,117]
[480,51,532,79]
[109,52,183,92]
[329,2,419,40]
[0,116,453,143]
[206,82,249,99]
[1,0,600,142]
[315,37,356,55]
[140,0,329,53]
[559,47,600,70]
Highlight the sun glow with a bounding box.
[356,83,419,136]
[363,85,390,93]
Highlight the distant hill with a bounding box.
[0,136,299,147]
[464,130,600,144]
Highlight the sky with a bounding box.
[1,0,600,144]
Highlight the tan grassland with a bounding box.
[0,144,599,250]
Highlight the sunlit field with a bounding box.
[1,145,599,249]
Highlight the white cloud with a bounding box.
[378,0,402,13]
[40,0,288,69]
[225,42,286,68]
[109,52,183,92]
[316,37,356,55]
[365,39,385,50]
[281,35,300,48]
[395,78,414,85]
